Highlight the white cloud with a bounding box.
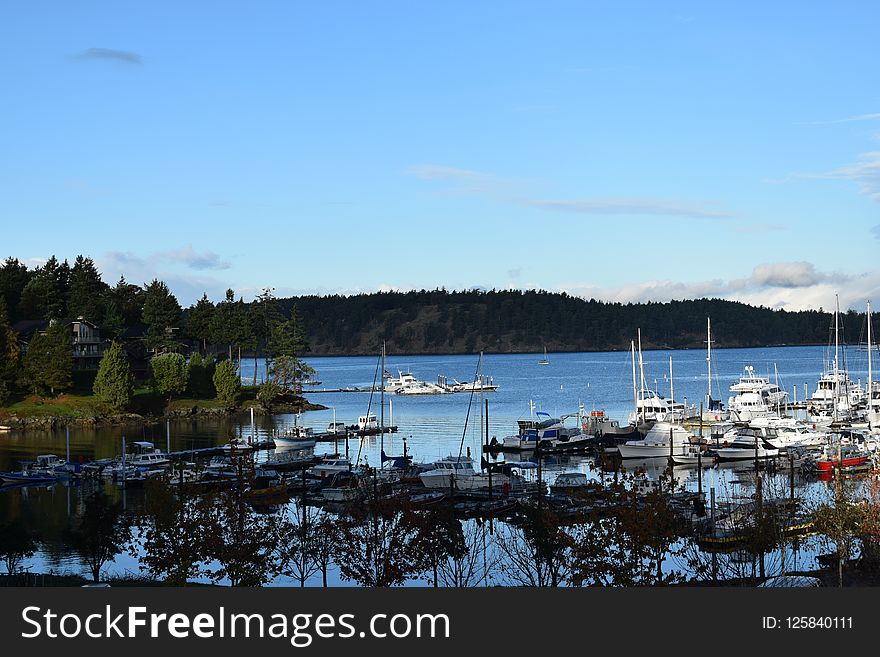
[556,261,876,312]
[410,162,737,220]
[801,112,880,125]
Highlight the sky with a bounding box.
[2,1,879,311]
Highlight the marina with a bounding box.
[3,339,880,586]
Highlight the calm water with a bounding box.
[1,344,869,585]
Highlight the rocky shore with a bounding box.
[0,400,328,430]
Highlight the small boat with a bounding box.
[408,491,448,508]
[813,444,870,472]
[0,469,57,485]
[715,427,780,461]
[670,444,710,466]
[126,442,171,469]
[549,472,601,496]
[618,422,696,459]
[307,457,354,479]
[274,425,317,449]
[538,346,550,365]
[220,437,257,452]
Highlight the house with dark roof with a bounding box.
[13,317,109,370]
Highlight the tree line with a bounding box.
[0,255,309,408]
[284,289,864,355]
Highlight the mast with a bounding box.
[834,295,840,423]
[631,340,638,419]
[868,301,873,417]
[669,355,675,424]
[380,341,385,459]
[637,329,646,424]
[706,317,712,409]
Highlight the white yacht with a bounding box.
[618,422,695,459]
[384,370,446,395]
[307,457,353,479]
[808,295,866,423]
[628,389,696,425]
[418,455,511,491]
[126,442,171,469]
[727,366,788,421]
[715,427,780,461]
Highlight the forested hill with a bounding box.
[277,290,854,356]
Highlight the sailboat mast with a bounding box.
[868,301,873,414]
[706,317,712,407]
[638,329,646,424]
[631,340,638,418]
[380,341,385,458]
[669,355,675,423]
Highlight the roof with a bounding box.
[12,319,49,339]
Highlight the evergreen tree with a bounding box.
[209,289,238,360]
[92,341,134,411]
[105,276,145,328]
[18,256,68,320]
[100,299,125,341]
[186,352,216,398]
[20,321,72,395]
[142,279,182,352]
[212,359,240,404]
[185,293,215,353]
[0,296,19,404]
[251,287,283,384]
[0,258,31,324]
[150,352,188,403]
[67,255,108,321]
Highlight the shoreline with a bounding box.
[0,399,328,430]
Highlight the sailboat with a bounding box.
[702,317,730,422]
[538,346,550,365]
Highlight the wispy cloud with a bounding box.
[795,151,880,202]
[103,245,230,273]
[74,48,142,65]
[409,163,736,220]
[163,245,230,271]
[800,112,880,126]
[521,198,735,219]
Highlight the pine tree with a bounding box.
[105,276,145,328]
[92,341,134,411]
[186,352,215,398]
[0,296,19,405]
[185,294,215,353]
[0,258,31,324]
[142,280,182,352]
[20,321,73,395]
[67,255,108,321]
[212,359,240,405]
[18,256,67,320]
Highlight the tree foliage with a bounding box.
[150,352,188,402]
[20,321,72,395]
[142,279,182,351]
[92,341,134,411]
[213,359,240,404]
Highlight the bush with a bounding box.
[150,353,188,402]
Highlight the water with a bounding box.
[1,344,869,585]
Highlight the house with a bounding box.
[13,317,109,371]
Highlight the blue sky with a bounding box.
[2,1,879,310]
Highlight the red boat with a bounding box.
[814,445,869,472]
